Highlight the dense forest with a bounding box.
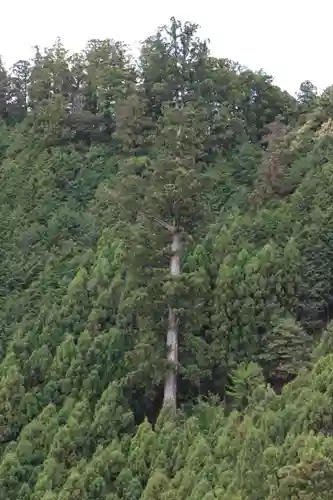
[1,17,333,498]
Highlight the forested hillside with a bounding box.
[1,17,333,499]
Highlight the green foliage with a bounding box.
[0,15,333,500]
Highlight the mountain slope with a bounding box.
[0,17,333,500]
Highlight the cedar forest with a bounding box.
[1,17,333,499]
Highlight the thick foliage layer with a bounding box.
[0,17,333,499]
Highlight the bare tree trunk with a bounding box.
[163,94,183,413]
[163,231,181,411]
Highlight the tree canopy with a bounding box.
[0,17,333,499]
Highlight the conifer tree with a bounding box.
[115,19,210,414]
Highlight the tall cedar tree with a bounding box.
[115,19,210,413]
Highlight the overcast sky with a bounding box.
[1,0,331,96]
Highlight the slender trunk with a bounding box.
[163,231,181,412]
[163,99,183,413]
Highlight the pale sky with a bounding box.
[1,0,331,96]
